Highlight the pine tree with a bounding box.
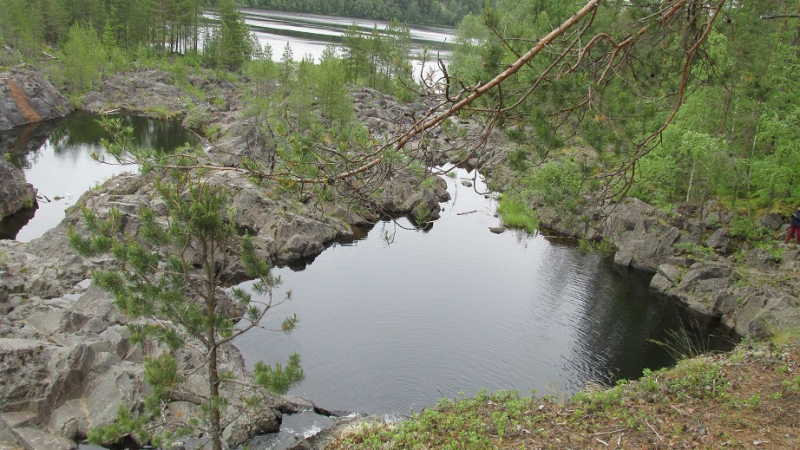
[69,120,303,450]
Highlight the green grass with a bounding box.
[497,195,538,233]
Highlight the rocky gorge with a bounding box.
[0,63,450,449]
[0,59,799,450]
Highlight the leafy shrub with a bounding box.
[729,216,770,242]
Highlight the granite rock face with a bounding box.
[0,65,72,131]
[0,159,36,220]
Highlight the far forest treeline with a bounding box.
[1,0,206,55]
[221,0,487,26]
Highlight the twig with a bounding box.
[457,210,477,216]
[645,419,664,442]
[592,428,627,437]
[595,437,609,447]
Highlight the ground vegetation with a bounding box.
[58,120,305,449]
[327,333,800,449]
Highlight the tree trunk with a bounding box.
[208,340,223,450]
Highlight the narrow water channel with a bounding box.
[0,112,200,242]
[235,167,733,417]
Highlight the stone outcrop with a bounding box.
[81,69,198,117]
[0,79,455,448]
[0,65,73,131]
[0,158,36,221]
[528,193,800,338]
[0,277,292,449]
[81,69,241,119]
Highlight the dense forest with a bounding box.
[448,0,800,229]
[228,0,486,26]
[2,0,799,221]
[0,0,206,54]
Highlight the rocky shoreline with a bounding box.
[0,65,450,449]
[1,62,799,449]
[529,196,800,338]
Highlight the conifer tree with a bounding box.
[69,120,303,450]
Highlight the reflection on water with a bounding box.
[207,8,454,80]
[235,167,734,416]
[0,112,200,242]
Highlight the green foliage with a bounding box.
[0,0,45,57]
[497,195,538,233]
[62,24,106,93]
[253,352,305,394]
[204,0,254,70]
[663,359,729,401]
[577,238,614,256]
[729,216,770,242]
[69,120,302,450]
[674,242,716,259]
[341,20,413,94]
[317,45,354,127]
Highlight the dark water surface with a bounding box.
[0,111,734,446]
[235,167,733,417]
[0,112,200,241]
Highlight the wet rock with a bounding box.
[48,362,145,439]
[377,174,450,223]
[657,264,683,284]
[10,425,76,450]
[598,198,686,272]
[649,273,672,295]
[759,212,784,231]
[223,408,280,447]
[81,69,200,118]
[700,199,732,229]
[0,338,50,411]
[72,285,126,324]
[0,159,36,220]
[713,291,739,317]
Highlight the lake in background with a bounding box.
[208,8,455,81]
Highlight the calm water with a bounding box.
[209,8,454,80]
[0,14,732,436]
[0,113,200,241]
[235,167,732,416]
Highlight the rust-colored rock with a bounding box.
[0,65,72,131]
